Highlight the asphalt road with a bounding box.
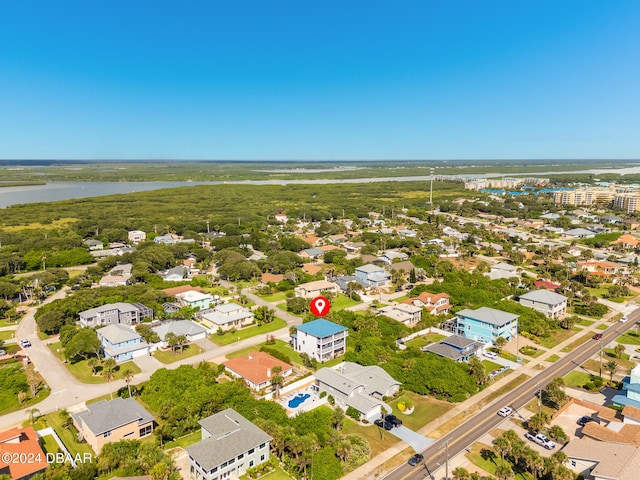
[385,313,640,480]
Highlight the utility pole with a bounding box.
[445,439,449,480]
[206,219,210,233]
[599,338,604,378]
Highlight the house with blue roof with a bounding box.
[455,307,518,344]
[292,319,348,362]
[613,365,640,409]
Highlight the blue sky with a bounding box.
[1,1,639,160]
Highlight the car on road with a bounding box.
[385,414,403,427]
[578,416,594,426]
[592,333,603,340]
[408,453,424,466]
[374,419,393,431]
[19,339,32,348]
[497,406,514,417]
[525,432,556,449]
[620,316,629,323]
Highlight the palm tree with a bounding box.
[26,408,40,424]
[493,436,511,464]
[452,467,472,480]
[87,357,99,376]
[58,409,73,429]
[548,425,567,444]
[122,368,134,397]
[270,366,283,399]
[606,360,619,383]
[331,407,345,432]
[527,412,550,433]
[335,438,352,462]
[614,344,626,359]
[176,334,188,354]
[101,358,117,399]
[494,462,514,480]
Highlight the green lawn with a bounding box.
[225,339,305,366]
[343,419,398,457]
[260,291,292,303]
[539,326,581,349]
[41,412,95,458]
[577,318,595,327]
[241,466,293,480]
[0,364,50,415]
[405,333,446,349]
[596,324,609,331]
[164,430,202,449]
[616,331,640,346]
[519,346,545,358]
[564,371,593,388]
[40,434,61,455]
[482,360,502,372]
[0,330,15,341]
[466,443,533,480]
[561,333,593,353]
[154,344,204,364]
[389,392,454,431]
[49,343,142,383]
[67,269,84,279]
[546,354,561,363]
[0,318,20,327]
[330,294,361,311]
[209,318,286,346]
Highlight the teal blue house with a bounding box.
[455,307,518,344]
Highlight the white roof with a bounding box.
[520,289,567,305]
[178,290,213,302]
[457,307,518,326]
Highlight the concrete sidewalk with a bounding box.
[342,308,621,480]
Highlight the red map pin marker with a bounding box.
[310,296,331,317]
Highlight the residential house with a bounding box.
[163,265,189,281]
[354,264,391,288]
[455,307,519,343]
[223,352,294,391]
[379,250,409,264]
[328,234,348,244]
[519,289,568,318]
[314,362,401,421]
[613,365,640,409]
[97,324,149,362]
[301,264,322,276]
[261,272,284,284]
[200,303,254,332]
[576,261,628,278]
[154,234,175,245]
[300,247,324,260]
[176,290,214,310]
[84,239,104,251]
[163,285,205,297]
[397,229,417,238]
[389,260,416,277]
[99,263,133,287]
[274,213,288,223]
[72,398,154,453]
[294,280,340,298]
[186,409,271,480]
[403,292,450,315]
[564,228,596,239]
[332,275,366,294]
[422,334,483,362]
[563,438,640,480]
[152,320,207,347]
[0,426,48,480]
[292,319,348,362]
[612,234,640,250]
[78,302,153,327]
[128,230,146,244]
[378,304,422,327]
[484,262,521,281]
[533,280,561,291]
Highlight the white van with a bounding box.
[483,350,497,360]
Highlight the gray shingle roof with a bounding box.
[79,302,139,318]
[314,368,362,395]
[340,362,400,396]
[356,264,385,273]
[72,398,153,436]
[97,324,142,344]
[457,307,518,326]
[186,409,271,472]
[442,334,480,349]
[152,320,207,340]
[519,289,567,305]
[423,343,468,361]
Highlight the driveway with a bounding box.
[385,425,433,453]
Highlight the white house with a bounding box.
[292,319,348,362]
[294,280,340,298]
[354,264,391,287]
[200,303,254,332]
[176,290,214,310]
[519,289,568,318]
[128,230,146,244]
[377,304,422,327]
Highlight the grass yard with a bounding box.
[564,371,593,388]
[405,333,446,349]
[49,343,142,383]
[466,443,533,480]
[154,344,204,364]
[539,326,582,349]
[482,360,502,372]
[41,412,95,458]
[389,393,454,431]
[241,465,293,480]
[0,363,50,415]
[330,294,361,311]
[67,269,84,279]
[39,434,61,455]
[0,330,15,341]
[561,333,593,353]
[209,318,286,346]
[577,318,595,327]
[0,318,20,327]
[546,354,561,363]
[596,324,609,331]
[343,419,399,457]
[225,339,305,366]
[260,291,292,303]
[616,331,640,346]
[164,430,202,449]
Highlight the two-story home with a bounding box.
[292,319,348,362]
[294,280,340,299]
[176,290,214,310]
[456,307,519,343]
[519,289,568,318]
[128,230,146,244]
[354,264,391,288]
[422,334,483,362]
[97,324,149,362]
[223,352,294,391]
[78,302,153,327]
[83,239,104,251]
[314,362,400,421]
[200,303,254,332]
[377,304,422,327]
[186,409,271,480]
[72,397,154,453]
[403,292,451,315]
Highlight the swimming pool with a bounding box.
[288,393,310,408]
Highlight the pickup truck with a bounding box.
[525,432,556,450]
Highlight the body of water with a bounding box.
[0,165,637,208]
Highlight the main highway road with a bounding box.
[384,311,640,480]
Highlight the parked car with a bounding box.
[592,333,603,340]
[620,316,629,323]
[483,351,498,360]
[385,414,403,427]
[578,416,594,426]
[408,453,424,466]
[525,432,555,449]
[19,339,32,348]
[374,419,393,431]
[497,406,514,417]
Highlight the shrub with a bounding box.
[259,346,291,365]
[346,406,360,420]
[327,395,335,406]
[319,391,327,398]
[397,402,406,412]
